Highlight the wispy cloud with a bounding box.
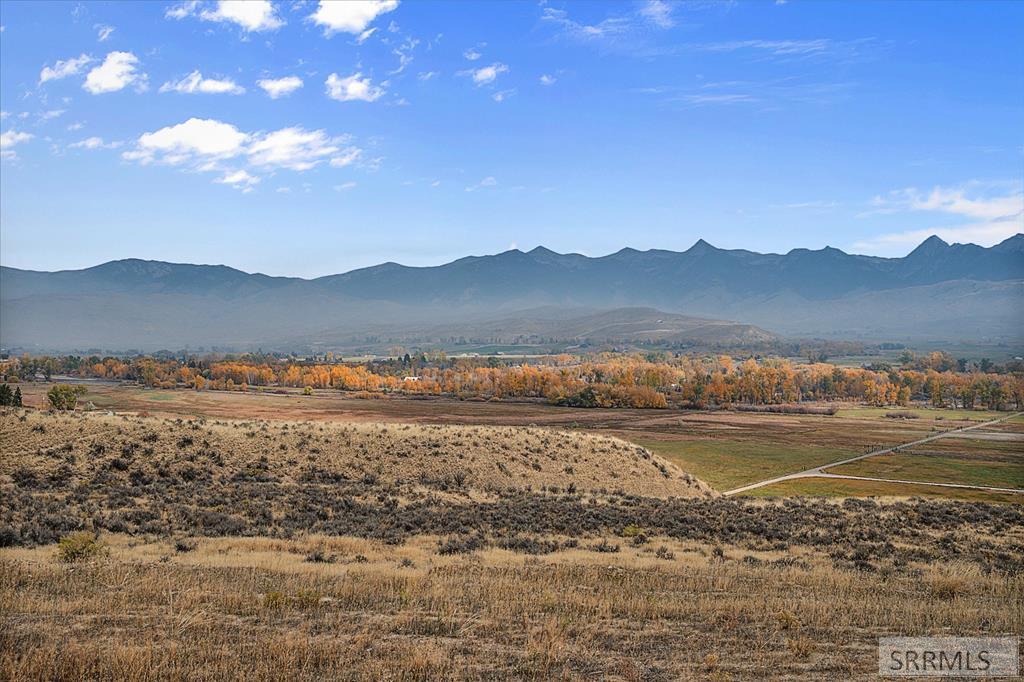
[69,136,122,150]
[640,76,856,109]
[853,181,1024,254]
[39,54,93,85]
[693,37,880,63]
[159,70,245,95]
[465,176,497,192]
[539,2,688,56]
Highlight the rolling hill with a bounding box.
[1,234,1021,351]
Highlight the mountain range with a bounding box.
[1,234,1021,352]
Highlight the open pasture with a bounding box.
[11,382,1021,501]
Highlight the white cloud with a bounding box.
[334,181,357,191]
[492,89,515,103]
[1,130,33,160]
[123,118,366,188]
[0,111,8,120]
[463,48,481,61]
[248,127,347,171]
[167,1,283,32]
[418,71,439,81]
[309,0,399,36]
[539,74,556,86]
[67,121,85,131]
[96,24,115,41]
[126,117,249,164]
[160,70,245,95]
[329,147,361,167]
[69,136,120,150]
[465,176,497,192]
[83,51,146,94]
[325,72,384,102]
[853,182,1024,254]
[872,184,1022,221]
[39,109,66,121]
[464,63,507,86]
[356,27,377,44]
[165,1,200,19]
[638,0,675,29]
[217,169,260,188]
[39,54,93,85]
[257,75,304,98]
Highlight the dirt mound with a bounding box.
[0,409,714,499]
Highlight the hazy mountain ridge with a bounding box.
[1,234,1021,350]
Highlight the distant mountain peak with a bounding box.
[686,238,718,253]
[906,234,951,258]
[992,233,1024,252]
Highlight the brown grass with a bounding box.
[0,533,1021,681]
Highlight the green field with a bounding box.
[636,438,849,491]
[827,452,1024,490]
[740,477,1024,504]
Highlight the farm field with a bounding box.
[823,418,1024,491]
[628,438,849,491]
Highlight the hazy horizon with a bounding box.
[2,232,1021,279]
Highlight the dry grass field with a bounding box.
[2,406,1023,679]
[3,529,1023,681]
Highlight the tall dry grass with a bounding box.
[1,534,1021,681]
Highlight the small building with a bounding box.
[402,376,421,383]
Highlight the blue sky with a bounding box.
[1,0,1022,277]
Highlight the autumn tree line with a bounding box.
[2,349,1021,411]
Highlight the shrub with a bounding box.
[263,591,286,609]
[438,533,486,555]
[785,635,815,659]
[304,548,335,563]
[57,531,106,563]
